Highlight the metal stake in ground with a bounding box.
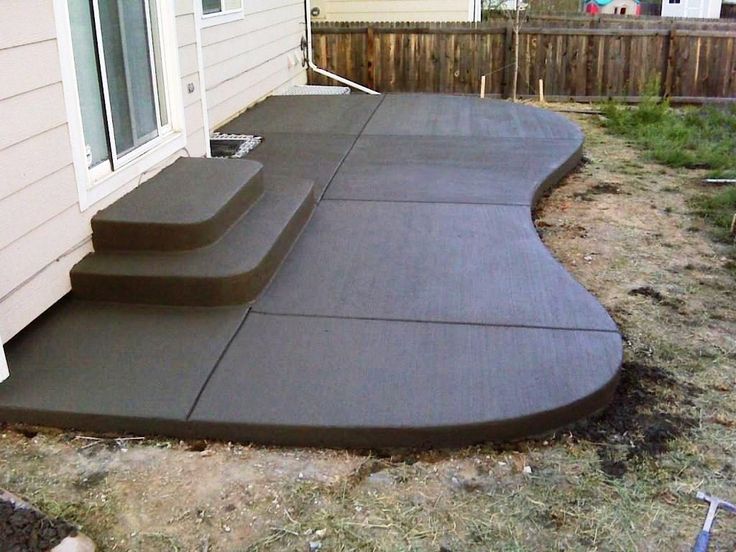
[692,491,736,552]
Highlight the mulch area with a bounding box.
[0,496,77,552]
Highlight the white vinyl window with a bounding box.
[67,0,173,182]
[201,0,244,27]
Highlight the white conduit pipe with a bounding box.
[304,0,380,95]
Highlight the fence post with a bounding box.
[366,25,376,90]
[663,24,676,98]
[502,21,513,99]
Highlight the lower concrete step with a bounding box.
[71,177,315,306]
[91,158,264,251]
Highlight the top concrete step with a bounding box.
[92,158,264,251]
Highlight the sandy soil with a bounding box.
[1,107,735,552]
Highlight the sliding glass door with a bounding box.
[68,0,170,179]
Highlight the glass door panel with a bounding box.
[98,0,158,158]
[68,0,110,168]
[148,0,168,127]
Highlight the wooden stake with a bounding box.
[539,79,545,104]
[730,213,736,237]
[480,75,486,99]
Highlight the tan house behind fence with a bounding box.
[309,0,480,21]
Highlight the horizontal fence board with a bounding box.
[310,19,736,100]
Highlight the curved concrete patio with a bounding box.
[0,94,622,448]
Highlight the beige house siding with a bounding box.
[0,0,209,343]
[201,0,308,129]
[316,0,472,21]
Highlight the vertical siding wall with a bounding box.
[201,0,308,129]
[322,0,470,22]
[0,0,208,342]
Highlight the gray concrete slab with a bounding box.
[189,313,621,447]
[0,95,622,448]
[0,298,246,431]
[325,136,582,205]
[219,95,383,135]
[364,94,583,139]
[244,134,356,197]
[255,200,617,331]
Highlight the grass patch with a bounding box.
[601,92,736,179]
[691,186,736,242]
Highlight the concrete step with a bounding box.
[91,158,264,251]
[71,177,316,306]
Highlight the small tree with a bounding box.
[482,0,526,102]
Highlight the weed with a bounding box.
[690,186,736,242]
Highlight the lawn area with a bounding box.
[601,96,736,179]
[602,96,736,244]
[1,105,734,552]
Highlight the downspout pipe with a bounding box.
[304,0,380,95]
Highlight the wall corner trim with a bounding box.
[0,338,8,383]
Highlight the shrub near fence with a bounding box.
[308,17,736,102]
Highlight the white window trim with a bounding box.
[54,0,187,212]
[468,0,482,21]
[201,2,244,28]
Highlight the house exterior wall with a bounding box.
[661,0,722,17]
[312,0,473,22]
[0,0,209,343]
[201,0,308,129]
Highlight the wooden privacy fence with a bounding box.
[308,19,736,102]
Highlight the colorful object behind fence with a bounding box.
[585,0,641,15]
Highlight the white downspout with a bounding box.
[193,0,212,157]
[304,0,380,95]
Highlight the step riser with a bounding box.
[91,167,265,252]
[72,189,315,306]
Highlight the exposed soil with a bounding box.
[569,361,701,478]
[0,104,735,551]
[0,498,77,552]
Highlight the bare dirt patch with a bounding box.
[1,106,735,551]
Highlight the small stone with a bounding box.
[309,541,322,551]
[523,466,532,475]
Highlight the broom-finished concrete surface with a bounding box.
[0,95,622,448]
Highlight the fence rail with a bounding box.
[308,18,736,101]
